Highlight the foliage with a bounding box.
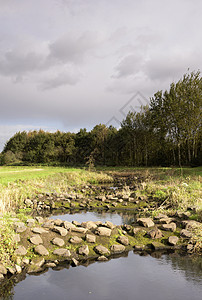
[1,70,201,167]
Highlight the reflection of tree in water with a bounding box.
[0,277,14,300]
[162,253,202,284]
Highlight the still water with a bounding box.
[1,211,202,300]
[50,210,135,225]
[11,252,202,300]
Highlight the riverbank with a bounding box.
[0,166,201,286]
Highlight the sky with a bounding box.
[0,0,202,151]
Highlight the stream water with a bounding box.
[1,211,202,300]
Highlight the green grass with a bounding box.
[0,166,82,185]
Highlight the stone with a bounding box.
[25,199,33,207]
[72,258,79,266]
[151,242,167,250]
[30,235,43,245]
[15,222,27,233]
[15,246,27,256]
[22,258,30,265]
[182,220,201,230]
[0,264,7,275]
[168,236,179,245]
[35,216,44,223]
[133,245,145,251]
[54,219,63,226]
[8,267,16,274]
[133,228,146,235]
[35,245,49,256]
[0,274,4,280]
[147,228,163,239]
[117,236,129,246]
[94,245,110,255]
[71,227,88,234]
[32,227,48,234]
[111,244,125,253]
[53,226,68,236]
[52,237,65,247]
[104,221,115,229]
[53,248,71,258]
[158,218,173,224]
[161,223,176,232]
[46,262,57,268]
[95,227,112,237]
[70,236,82,244]
[187,244,194,251]
[180,229,192,238]
[13,234,21,243]
[26,219,36,227]
[31,258,45,268]
[81,221,97,230]
[78,245,89,256]
[86,234,96,243]
[15,265,22,274]
[97,256,108,261]
[137,218,154,228]
[72,221,80,226]
[154,214,168,220]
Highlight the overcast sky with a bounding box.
[0,0,201,151]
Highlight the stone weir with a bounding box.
[0,214,199,281]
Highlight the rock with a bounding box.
[147,228,163,239]
[111,244,125,253]
[52,237,65,247]
[54,219,63,226]
[158,218,173,224]
[26,219,36,227]
[81,221,97,230]
[133,228,146,235]
[35,216,44,223]
[8,267,16,274]
[45,262,57,268]
[30,235,43,245]
[53,248,71,258]
[14,222,27,233]
[42,220,54,229]
[0,274,4,280]
[180,229,192,238]
[72,221,80,226]
[137,218,154,228]
[15,265,22,274]
[22,258,30,265]
[168,236,179,245]
[117,236,129,246]
[161,223,176,232]
[95,227,112,237]
[0,264,7,275]
[25,199,33,207]
[13,234,21,243]
[35,245,49,256]
[133,245,145,251]
[31,258,45,268]
[182,220,201,230]
[53,226,68,237]
[97,256,108,261]
[154,214,168,220]
[15,246,27,256]
[70,236,82,244]
[187,244,194,251]
[86,234,96,243]
[104,221,115,229]
[151,242,167,250]
[32,227,48,234]
[78,245,89,256]
[94,245,110,255]
[72,258,79,266]
[71,227,88,234]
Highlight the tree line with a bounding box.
[1,71,201,167]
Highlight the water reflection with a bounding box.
[50,210,136,225]
[1,252,202,300]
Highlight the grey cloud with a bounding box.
[49,31,101,64]
[113,54,144,78]
[40,68,81,90]
[0,50,46,77]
